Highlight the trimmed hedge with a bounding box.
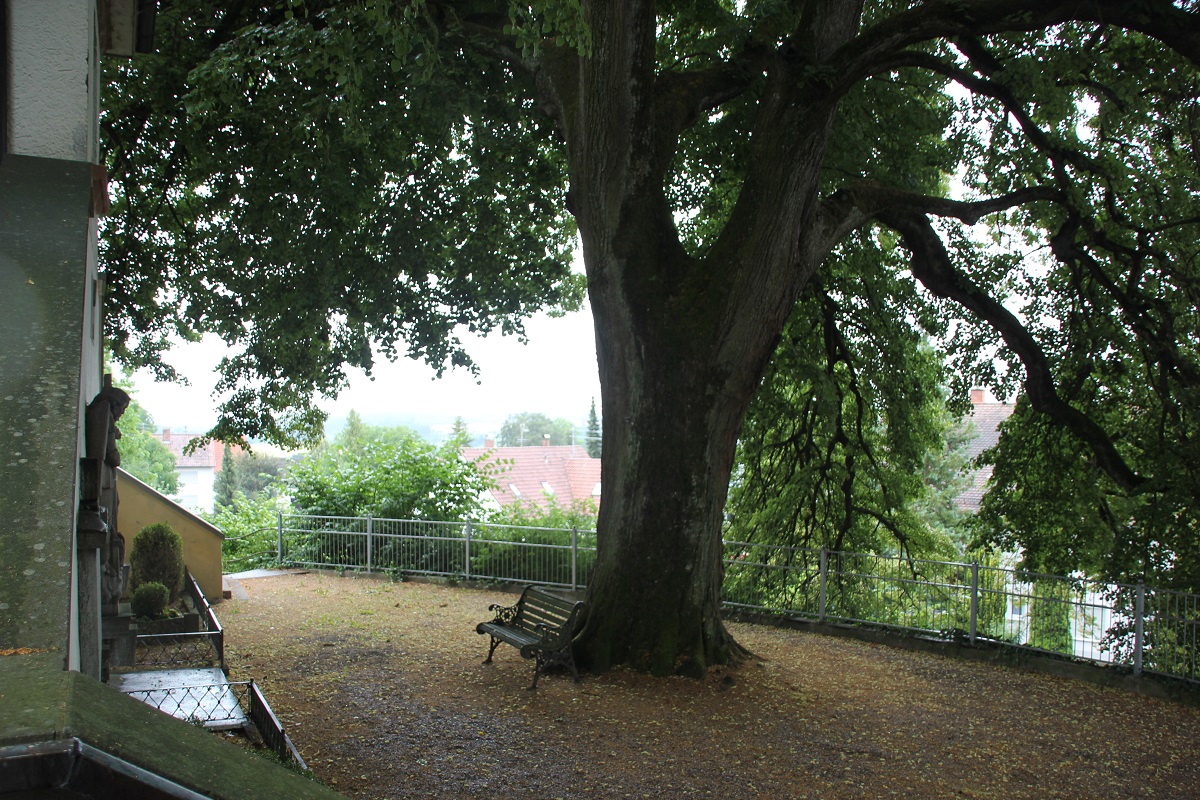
[131,581,170,620]
[129,522,186,602]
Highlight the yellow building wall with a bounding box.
[116,468,225,601]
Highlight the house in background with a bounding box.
[954,387,1016,513]
[463,439,602,513]
[158,429,241,512]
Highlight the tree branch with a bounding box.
[821,182,1062,238]
[882,49,1101,181]
[653,47,772,141]
[1051,213,1200,389]
[831,0,1200,92]
[875,207,1145,492]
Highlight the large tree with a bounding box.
[103,1,1200,675]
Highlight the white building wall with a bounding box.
[176,466,217,514]
[8,0,100,162]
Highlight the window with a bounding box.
[540,481,555,496]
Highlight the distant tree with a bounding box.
[497,412,573,447]
[233,451,290,499]
[288,422,489,521]
[115,397,178,494]
[337,409,371,454]
[586,399,601,459]
[450,416,472,447]
[213,443,241,509]
[213,446,289,509]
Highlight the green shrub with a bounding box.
[129,522,186,602]
[130,581,170,620]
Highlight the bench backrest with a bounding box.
[512,585,585,646]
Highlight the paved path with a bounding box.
[223,568,310,600]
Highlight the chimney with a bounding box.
[161,428,171,442]
[541,434,551,447]
[484,437,496,449]
[970,387,985,405]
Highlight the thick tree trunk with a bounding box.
[578,286,760,676]
[549,0,865,676]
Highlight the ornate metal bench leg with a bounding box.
[484,636,502,664]
[528,653,544,691]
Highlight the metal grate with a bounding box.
[122,680,250,730]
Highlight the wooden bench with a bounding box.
[475,585,585,690]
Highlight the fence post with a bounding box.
[819,547,827,624]
[571,527,579,591]
[1134,580,1145,676]
[464,521,472,581]
[970,562,979,645]
[366,515,373,572]
[276,511,284,566]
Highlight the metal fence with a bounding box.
[274,514,1199,685]
[123,680,250,730]
[121,679,307,770]
[132,571,225,672]
[278,514,596,590]
[249,680,309,770]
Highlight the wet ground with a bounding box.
[220,572,1200,800]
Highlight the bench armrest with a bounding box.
[487,602,520,625]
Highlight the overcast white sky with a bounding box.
[127,304,602,443]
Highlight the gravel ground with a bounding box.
[219,571,1200,800]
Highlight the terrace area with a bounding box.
[219,570,1200,800]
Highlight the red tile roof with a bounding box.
[155,430,241,470]
[462,444,600,511]
[955,398,1016,513]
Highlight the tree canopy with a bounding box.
[214,445,291,509]
[288,415,491,521]
[725,233,972,560]
[102,2,585,447]
[115,394,179,495]
[103,1,1200,674]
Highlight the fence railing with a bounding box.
[186,569,224,669]
[278,514,596,591]
[123,680,250,730]
[132,571,225,672]
[249,680,308,770]
[121,678,307,770]
[275,513,1199,685]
